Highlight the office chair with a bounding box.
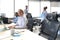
[26,13,41,31]
[39,13,60,40]
[2,17,8,24]
[1,14,8,24]
[46,13,58,22]
[26,13,34,31]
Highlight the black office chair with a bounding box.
[26,13,34,31]
[2,17,8,24]
[33,19,41,26]
[39,13,60,40]
[46,13,58,22]
[26,13,41,31]
[1,14,8,24]
[26,13,32,19]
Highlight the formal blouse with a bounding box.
[13,16,26,28]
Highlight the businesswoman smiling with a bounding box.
[9,9,26,29]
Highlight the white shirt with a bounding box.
[15,16,26,28]
[24,9,28,14]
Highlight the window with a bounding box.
[41,1,50,13]
[28,1,40,17]
[0,0,28,18]
[0,0,14,18]
[15,0,28,12]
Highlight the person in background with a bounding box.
[9,12,18,23]
[15,12,18,17]
[12,12,18,23]
[24,5,28,15]
[9,9,26,29]
[40,6,48,22]
[24,5,28,25]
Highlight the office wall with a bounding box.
[51,2,60,7]
[50,2,60,13]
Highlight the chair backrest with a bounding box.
[41,19,60,38]
[46,13,58,22]
[26,13,33,27]
[26,13,32,19]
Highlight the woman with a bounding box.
[40,6,48,22]
[9,9,26,29]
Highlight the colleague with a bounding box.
[9,9,26,29]
[24,5,28,24]
[24,5,28,15]
[8,12,18,23]
[15,12,18,17]
[40,6,48,22]
[12,12,18,23]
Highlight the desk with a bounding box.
[0,29,47,40]
[0,30,10,40]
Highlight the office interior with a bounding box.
[0,0,60,40]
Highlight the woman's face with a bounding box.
[18,10,23,16]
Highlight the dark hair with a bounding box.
[15,12,18,17]
[44,6,47,10]
[26,5,28,7]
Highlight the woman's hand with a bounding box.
[8,25,15,29]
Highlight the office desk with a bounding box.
[0,29,47,40]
